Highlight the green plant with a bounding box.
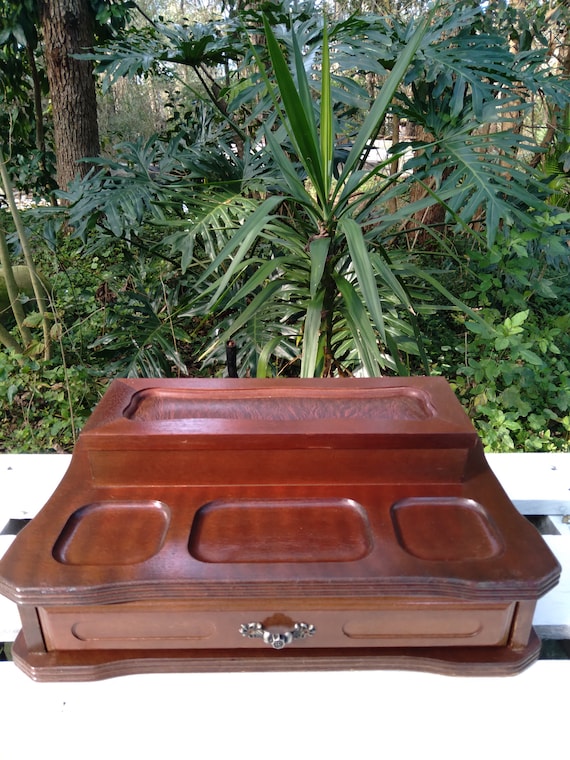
[452,309,569,451]
[0,350,105,451]
[85,260,197,378]
[427,212,570,452]
[46,230,203,379]
[181,6,558,377]
[55,2,569,380]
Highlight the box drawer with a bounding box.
[38,600,516,651]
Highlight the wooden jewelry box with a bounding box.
[0,377,560,680]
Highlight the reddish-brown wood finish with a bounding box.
[0,377,561,680]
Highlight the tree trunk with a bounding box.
[39,0,100,191]
[406,124,448,247]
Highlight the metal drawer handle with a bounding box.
[239,621,316,650]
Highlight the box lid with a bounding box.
[79,377,477,450]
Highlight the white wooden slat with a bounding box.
[549,514,570,534]
[1,453,569,524]
[0,536,20,642]
[486,452,570,514]
[0,453,71,525]
[534,535,570,638]
[0,596,19,642]
[0,605,18,641]
[0,661,569,760]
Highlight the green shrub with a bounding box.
[0,351,105,452]
[430,214,570,452]
[453,310,569,451]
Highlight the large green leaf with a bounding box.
[319,22,333,199]
[200,279,284,361]
[262,17,326,205]
[437,132,549,246]
[194,195,284,299]
[301,290,325,378]
[162,192,258,272]
[256,336,286,378]
[335,11,433,198]
[334,274,386,376]
[309,236,330,299]
[263,129,315,208]
[370,247,416,315]
[339,217,386,345]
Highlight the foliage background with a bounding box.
[0,0,569,452]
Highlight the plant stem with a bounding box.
[0,150,52,359]
[0,225,32,346]
[321,263,337,376]
[0,320,24,353]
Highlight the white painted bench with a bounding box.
[1,453,569,760]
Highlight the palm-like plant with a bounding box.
[182,14,433,377]
[185,5,555,377]
[61,1,567,378]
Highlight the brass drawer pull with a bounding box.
[239,621,316,649]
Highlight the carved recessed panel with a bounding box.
[189,498,372,563]
[53,501,170,566]
[123,387,434,422]
[391,498,504,562]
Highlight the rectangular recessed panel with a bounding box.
[391,498,504,562]
[52,501,170,566]
[123,387,434,422]
[341,606,514,645]
[88,449,470,485]
[188,499,372,563]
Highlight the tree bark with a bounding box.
[39,0,100,191]
[406,124,449,247]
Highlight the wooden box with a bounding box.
[0,377,560,680]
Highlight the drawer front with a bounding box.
[38,601,516,651]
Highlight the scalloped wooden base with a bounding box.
[12,629,542,681]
